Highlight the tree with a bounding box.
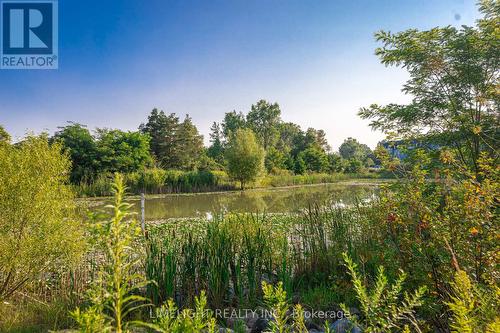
[52,123,97,182]
[327,153,344,173]
[222,110,246,140]
[0,125,10,143]
[95,129,152,173]
[207,122,224,163]
[359,1,499,178]
[276,122,302,154]
[177,115,204,170]
[339,137,372,165]
[225,128,264,189]
[140,109,181,168]
[246,100,281,150]
[0,135,83,300]
[298,147,329,173]
[265,147,287,172]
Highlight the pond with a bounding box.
[86,181,384,220]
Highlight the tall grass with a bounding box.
[75,169,235,197]
[144,203,380,310]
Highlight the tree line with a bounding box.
[11,100,378,188]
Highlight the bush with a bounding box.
[0,136,84,301]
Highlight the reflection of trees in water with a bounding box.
[106,184,378,219]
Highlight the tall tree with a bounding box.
[140,109,181,168]
[208,121,224,163]
[339,137,372,163]
[246,100,282,150]
[177,115,204,170]
[52,123,98,182]
[95,129,152,173]
[0,125,10,144]
[359,1,499,177]
[222,110,246,140]
[225,128,264,189]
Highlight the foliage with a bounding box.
[225,128,265,189]
[52,123,98,182]
[339,137,373,167]
[446,270,500,333]
[0,124,11,143]
[262,281,290,333]
[0,135,83,301]
[207,121,224,163]
[72,174,149,333]
[176,115,204,170]
[342,253,426,333]
[298,147,329,173]
[95,128,152,174]
[53,123,153,182]
[247,99,282,150]
[359,0,499,176]
[150,291,217,333]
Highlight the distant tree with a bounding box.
[327,153,344,173]
[225,128,264,189]
[177,115,204,170]
[0,125,10,143]
[345,158,364,173]
[265,147,287,172]
[52,123,97,182]
[298,147,329,173]
[276,122,302,154]
[140,109,181,168]
[294,155,306,174]
[359,1,499,178]
[304,128,331,152]
[0,135,83,300]
[207,122,224,163]
[246,100,282,150]
[339,137,372,165]
[95,129,152,173]
[222,110,246,140]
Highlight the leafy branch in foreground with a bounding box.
[342,252,426,333]
[446,270,500,333]
[72,173,149,333]
[149,290,217,333]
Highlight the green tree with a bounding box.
[246,99,282,150]
[177,115,204,170]
[0,125,11,144]
[265,147,287,172]
[359,1,499,178]
[222,110,246,140]
[52,123,97,182]
[225,128,264,189]
[207,122,224,163]
[327,153,344,173]
[298,147,329,173]
[140,109,181,168]
[0,135,83,300]
[339,137,372,161]
[95,129,152,173]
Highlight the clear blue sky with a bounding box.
[0,0,478,149]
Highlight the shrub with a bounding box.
[0,135,84,301]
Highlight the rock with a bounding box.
[244,312,260,330]
[250,317,269,333]
[329,318,362,333]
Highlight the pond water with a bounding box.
[87,181,382,220]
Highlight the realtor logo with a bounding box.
[1,0,58,69]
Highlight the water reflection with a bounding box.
[96,183,380,220]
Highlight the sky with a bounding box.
[0,0,479,150]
